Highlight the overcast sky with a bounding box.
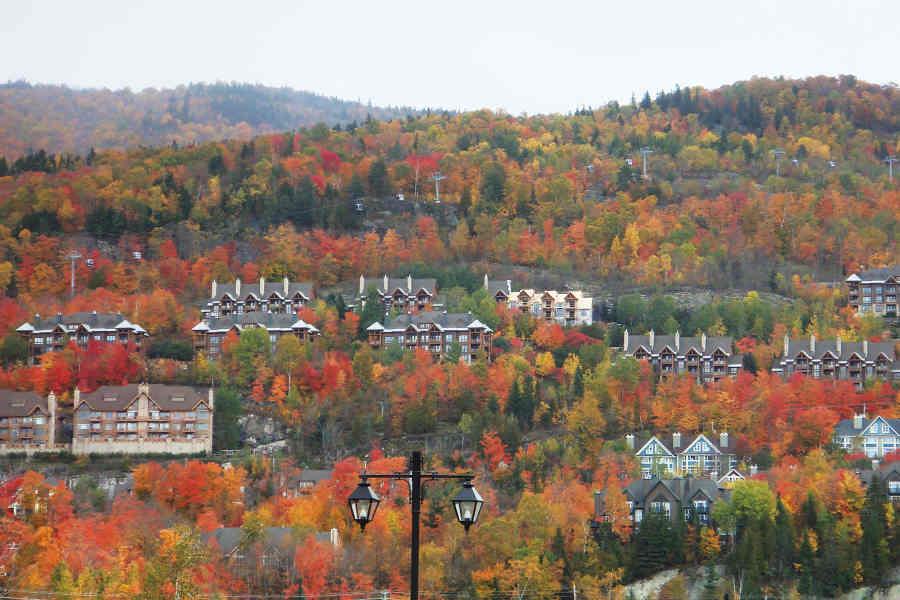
[1,0,896,115]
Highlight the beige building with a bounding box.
[845,267,899,317]
[0,390,59,454]
[73,383,213,455]
[509,289,593,326]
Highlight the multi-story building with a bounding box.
[484,275,515,304]
[356,274,439,312]
[0,390,58,454]
[771,335,899,388]
[509,289,593,326]
[626,431,738,479]
[16,312,148,364]
[845,267,899,317]
[857,462,900,504]
[204,277,314,317]
[367,311,493,363]
[622,330,741,383]
[594,477,729,527]
[72,383,213,455]
[192,313,320,360]
[833,413,900,458]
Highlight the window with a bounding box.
[459,334,468,342]
[445,334,454,342]
[650,501,671,518]
[384,336,394,343]
[889,481,900,495]
[34,337,44,345]
[106,335,116,343]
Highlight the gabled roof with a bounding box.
[783,338,897,362]
[833,415,900,437]
[847,266,900,283]
[681,433,722,455]
[717,469,745,484]
[624,333,733,355]
[194,313,319,333]
[214,281,314,302]
[635,435,676,457]
[0,391,49,418]
[859,416,900,437]
[18,312,148,335]
[621,477,726,506]
[79,385,209,412]
[204,527,296,557]
[382,311,493,333]
[361,276,437,296]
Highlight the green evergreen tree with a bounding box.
[630,512,673,579]
[367,158,390,197]
[860,474,890,583]
[357,286,386,339]
[772,496,794,580]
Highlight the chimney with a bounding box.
[623,329,630,351]
[283,276,289,296]
[211,279,217,299]
[56,312,63,324]
[701,332,707,352]
[506,279,512,295]
[750,464,758,476]
[383,274,389,291]
[863,339,868,357]
[484,273,489,290]
[719,431,729,449]
[235,278,241,297]
[407,274,413,292]
[648,329,655,349]
[810,333,816,355]
[625,433,635,450]
[784,333,790,356]
[672,432,682,449]
[675,330,680,352]
[259,276,265,296]
[836,335,842,355]
[47,391,56,447]
[853,413,865,430]
[73,387,81,409]
[872,459,880,472]
[359,274,365,296]
[208,388,215,410]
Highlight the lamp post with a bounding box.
[348,451,484,600]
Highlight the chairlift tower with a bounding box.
[639,147,653,179]
[431,171,447,204]
[885,155,898,183]
[67,251,82,298]
[771,148,786,177]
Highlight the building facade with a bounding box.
[73,383,213,455]
[771,335,899,387]
[484,275,515,304]
[16,312,148,364]
[356,274,439,312]
[845,267,899,317]
[509,289,593,326]
[595,478,728,527]
[833,414,900,458]
[204,278,314,317]
[367,311,493,363]
[627,431,738,479]
[622,330,741,383]
[192,313,320,360]
[0,391,58,454]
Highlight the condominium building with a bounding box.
[833,414,900,458]
[509,289,593,326]
[367,311,492,363]
[0,390,58,454]
[771,335,899,387]
[204,277,314,317]
[845,267,899,317]
[594,478,729,527]
[16,312,148,364]
[622,330,741,383]
[73,383,213,455]
[627,431,738,479]
[356,274,438,312]
[192,313,319,360]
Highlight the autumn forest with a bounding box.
[0,75,898,599]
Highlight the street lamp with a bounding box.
[348,451,484,600]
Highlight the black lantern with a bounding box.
[452,480,483,532]
[348,480,381,530]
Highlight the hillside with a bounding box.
[0,81,422,156]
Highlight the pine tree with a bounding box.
[860,474,889,583]
[701,564,719,600]
[630,513,673,579]
[772,496,794,579]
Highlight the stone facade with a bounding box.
[0,390,59,454]
[72,383,213,455]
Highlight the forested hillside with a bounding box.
[0,81,420,156]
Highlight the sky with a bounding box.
[1,0,896,115]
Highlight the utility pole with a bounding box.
[771,148,786,177]
[67,251,82,298]
[885,155,897,183]
[431,172,447,204]
[639,147,653,179]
